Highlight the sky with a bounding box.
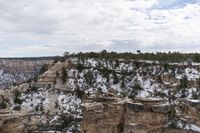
[0,0,200,57]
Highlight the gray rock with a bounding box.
[127,103,145,112]
[151,104,171,113]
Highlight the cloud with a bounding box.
[0,0,200,57]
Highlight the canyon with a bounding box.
[0,58,54,89]
[0,56,200,133]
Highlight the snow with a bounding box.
[185,68,200,81]
[48,131,61,133]
[58,92,81,114]
[144,97,163,101]
[129,123,136,126]
[186,99,200,103]
[189,124,200,132]
[21,89,50,111]
[132,102,144,105]
[176,67,200,81]
[0,69,3,76]
[50,115,59,123]
[185,124,200,132]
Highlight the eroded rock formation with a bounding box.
[81,96,200,133]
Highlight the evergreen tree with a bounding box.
[113,72,119,84]
[13,89,22,104]
[84,70,94,87]
[61,67,68,83]
[128,83,143,99]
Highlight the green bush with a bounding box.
[39,64,48,75]
[13,105,21,111]
[30,85,38,92]
[128,83,143,99]
[113,72,119,84]
[76,63,84,72]
[55,114,74,131]
[13,89,23,104]
[61,67,68,83]
[0,96,7,109]
[74,87,85,99]
[84,70,94,87]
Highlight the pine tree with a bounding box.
[13,89,22,104]
[113,72,119,84]
[61,67,68,83]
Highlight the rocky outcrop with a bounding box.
[0,113,40,133]
[36,60,69,90]
[81,97,126,133]
[81,97,200,133]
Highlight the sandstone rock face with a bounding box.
[81,97,200,133]
[81,97,126,133]
[0,113,39,133]
[123,99,170,133]
[36,61,68,89]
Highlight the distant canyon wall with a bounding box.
[0,58,54,89]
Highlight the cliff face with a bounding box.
[0,58,54,89]
[81,96,200,133]
[0,112,40,133]
[36,60,68,89]
[0,60,81,133]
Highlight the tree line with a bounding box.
[68,50,200,63]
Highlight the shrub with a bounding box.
[60,57,66,62]
[30,85,38,92]
[113,72,119,84]
[12,82,17,86]
[13,89,23,104]
[179,76,188,89]
[128,83,143,99]
[192,89,200,99]
[0,96,7,109]
[54,114,74,131]
[76,63,84,73]
[35,103,44,112]
[84,70,94,87]
[114,59,119,68]
[74,87,85,99]
[61,67,68,83]
[120,88,128,98]
[13,105,21,111]
[120,79,125,88]
[39,64,48,75]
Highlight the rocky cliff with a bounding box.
[81,96,200,133]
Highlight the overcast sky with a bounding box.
[0,0,200,57]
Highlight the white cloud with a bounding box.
[0,0,200,57]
